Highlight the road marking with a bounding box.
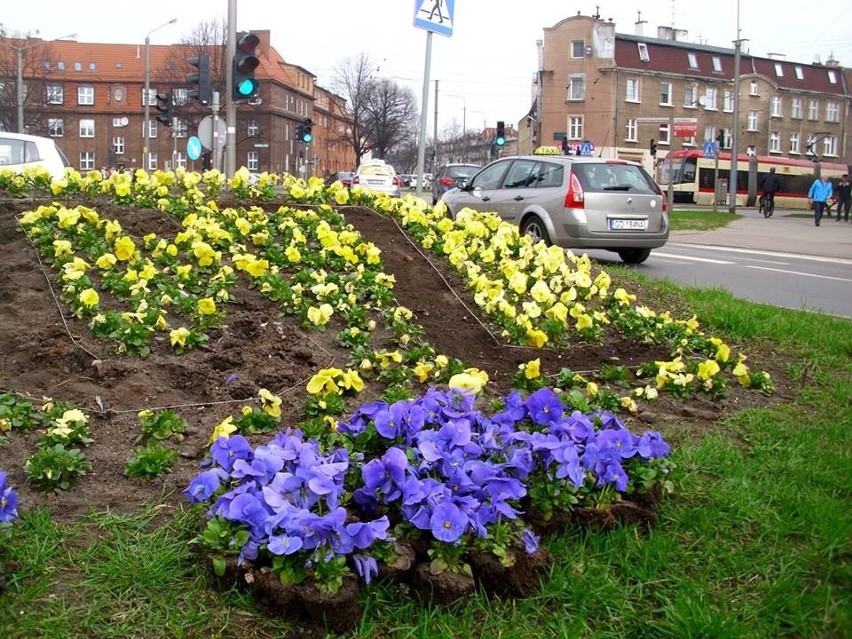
[652,252,733,264]
[668,242,852,266]
[746,265,852,282]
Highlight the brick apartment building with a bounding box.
[517,14,850,174]
[0,31,355,177]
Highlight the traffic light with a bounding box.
[155,92,173,127]
[649,138,657,157]
[187,53,211,105]
[300,119,313,143]
[496,121,506,146]
[232,31,260,100]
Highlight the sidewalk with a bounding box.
[670,207,852,259]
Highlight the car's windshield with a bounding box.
[359,165,394,177]
[573,163,658,193]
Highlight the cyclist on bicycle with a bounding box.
[760,167,781,217]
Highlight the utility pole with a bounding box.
[728,1,743,214]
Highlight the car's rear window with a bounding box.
[573,163,658,194]
[446,166,478,178]
[359,165,394,177]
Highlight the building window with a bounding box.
[57,60,65,71]
[567,74,586,101]
[790,132,799,154]
[571,40,585,58]
[808,99,818,120]
[748,81,759,95]
[687,52,698,69]
[568,116,583,140]
[791,98,803,119]
[147,120,157,139]
[174,152,187,170]
[823,135,837,156]
[826,102,839,123]
[73,61,82,72]
[46,84,63,104]
[48,118,64,137]
[723,90,734,112]
[147,152,158,171]
[774,63,784,77]
[142,88,156,106]
[827,70,837,84]
[175,118,188,138]
[747,110,758,131]
[703,87,717,110]
[79,151,95,170]
[637,42,649,62]
[625,78,639,102]
[720,128,731,149]
[625,118,637,142]
[247,119,260,137]
[173,88,188,106]
[770,96,782,117]
[77,85,94,105]
[659,123,670,145]
[684,83,697,107]
[88,61,96,71]
[112,137,124,155]
[43,60,51,71]
[79,119,95,137]
[659,81,672,106]
[794,66,804,80]
[712,56,722,73]
[247,151,259,171]
[769,131,780,153]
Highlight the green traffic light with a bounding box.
[302,133,312,143]
[236,78,258,97]
[496,136,505,146]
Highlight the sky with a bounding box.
[3,0,850,134]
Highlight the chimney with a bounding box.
[635,10,646,36]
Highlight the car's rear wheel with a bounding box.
[520,216,552,246]
[617,248,652,264]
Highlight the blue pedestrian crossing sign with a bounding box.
[414,0,455,37]
[703,141,718,159]
[579,141,594,156]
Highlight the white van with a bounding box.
[0,132,71,180]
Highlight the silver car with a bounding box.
[440,153,669,264]
[351,159,402,197]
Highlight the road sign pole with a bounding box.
[415,30,433,200]
[212,91,220,172]
[713,150,720,212]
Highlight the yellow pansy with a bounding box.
[79,288,99,308]
[197,297,217,316]
[522,358,541,380]
[170,327,191,347]
[209,416,237,443]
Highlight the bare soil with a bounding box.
[0,195,793,524]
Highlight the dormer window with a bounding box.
[687,52,698,69]
[637,42,650,63]
[774,63,783,77]
[794,66,804,80]
[828,70,837,84]
[712,56,722,72]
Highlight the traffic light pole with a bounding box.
[225,0,237,177]
[212,91,221,172]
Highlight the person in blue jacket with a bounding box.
[807,175,833,226]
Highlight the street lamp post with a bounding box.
[1,33,76,132]
[143,19,177,171]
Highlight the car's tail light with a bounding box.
[352,175,360,185]
[441,177,455,186]
[661,194,668,213]
[393,176,403,187]
[564,171,584,208]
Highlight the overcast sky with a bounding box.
[3,0,850,134]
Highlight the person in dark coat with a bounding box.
[759,167,781,216]
[835,173,851,222]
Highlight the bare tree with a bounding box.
[0,33,61,133]
[364,78,418,161]
[332,52,378,164]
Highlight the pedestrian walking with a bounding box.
[759,167,781,217]
[807,175,833,226]
[835,173,851,222]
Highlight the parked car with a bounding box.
[351,159,402,197]
[431,164,481,204]
[0,131,70,180]
[440,151,668,264]
[326,171,354,188]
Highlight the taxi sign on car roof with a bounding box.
[534,146,561,155]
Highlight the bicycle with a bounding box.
[759,192,775,218]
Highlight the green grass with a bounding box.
[2,277,850,639]
[669,209,741,231]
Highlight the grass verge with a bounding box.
[669,209,741,231]
[1,274,850,639]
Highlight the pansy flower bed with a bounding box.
[0,165,777,633]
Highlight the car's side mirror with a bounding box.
[456,179,468,190]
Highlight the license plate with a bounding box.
[609,219,647,230]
